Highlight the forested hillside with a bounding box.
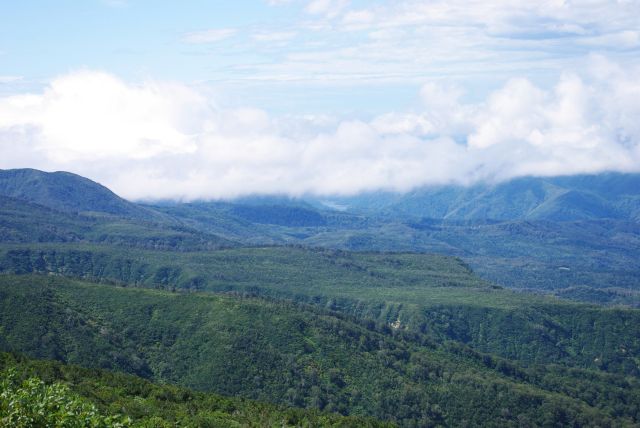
[1,352,386,427]
[0,194,235,251]
[1,275,639,426]
[2,244,639,376]
[147,174,640,305]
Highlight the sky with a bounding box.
[0,0,639,200]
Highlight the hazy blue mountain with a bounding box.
[320,173,640,222]
[0,168,153,219]
[229,204,327,227]
[0,172,236,250]
[5,168,637,224]
[147,198,369,244]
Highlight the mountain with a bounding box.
[0,168,152,219]
[158,177,640,303]
[2,168,640,305]
[324,173,640,222]
[148,198,366,244]
[4,168,638,224]
[0,170,236,250]
[0,194,236,251]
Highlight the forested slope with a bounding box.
[1,244,639,376]
[1,275,638,427]
[0,352,387,427]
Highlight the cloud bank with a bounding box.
[1,57,639,200]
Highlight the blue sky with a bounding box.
[0,0,442,113]
[3,0,638,112]
[1,1,639,199]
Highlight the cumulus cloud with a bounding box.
[0,58,639,200]
[0,71,202,163]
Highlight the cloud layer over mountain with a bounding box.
[1,55,639,200]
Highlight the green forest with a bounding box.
[1,275,639,426]
[1,169,640,426]
[0,352,387,427]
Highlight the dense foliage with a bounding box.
[2,244,640,376]
[0,353,386,427]
[1,275,639,426]
[1,369,128,427]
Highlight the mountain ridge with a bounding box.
[2,168,639,305]
[322,173,640,221]
[0,168,154,219]
[3,168,639,223]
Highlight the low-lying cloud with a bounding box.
[1,56,639,200]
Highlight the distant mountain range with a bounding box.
[322,173,640,222]
[3,167,638,223]
[1,168,639,306]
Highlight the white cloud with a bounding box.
[182,28,237,44]
[0,61,639,200]
[0,71,202,163]
[341,0,640,36]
